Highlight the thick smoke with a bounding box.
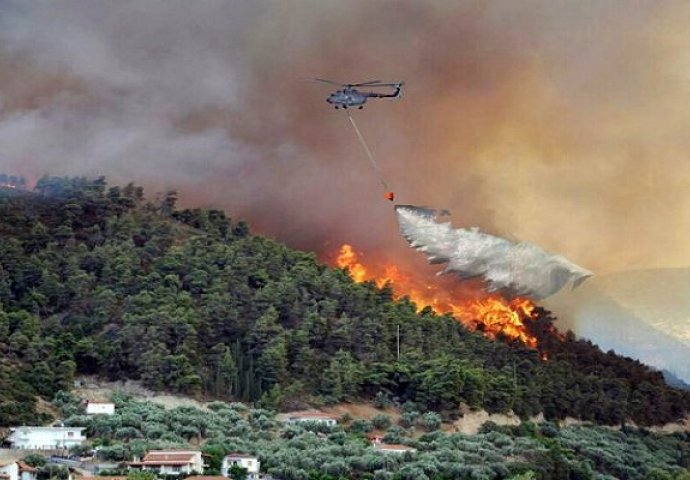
[396,205,591,300]
[0,1,689,273]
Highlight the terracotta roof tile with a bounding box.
[288,411,338,419]
[129,450,200,466]
[224,453,256,459]
[17,461,37,472]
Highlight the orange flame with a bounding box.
[449,297,538,348]
[334,244,540,348]
[336,244,369,283]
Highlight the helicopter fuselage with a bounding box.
[326,88,368,108]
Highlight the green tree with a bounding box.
[229,464,248,480]
[126,471,157,480]
[321,350,363,401]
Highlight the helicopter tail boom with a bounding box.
[364,82,404,98]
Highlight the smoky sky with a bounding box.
[1,0,690,274]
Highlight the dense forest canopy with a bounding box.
[0,175,688,427]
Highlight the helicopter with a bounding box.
[315,79,404,109]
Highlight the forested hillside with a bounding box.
[0,176,688,426]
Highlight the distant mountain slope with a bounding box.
[545,268,690,383]
[596,268,690,346]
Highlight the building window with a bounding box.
[67,432,74,438]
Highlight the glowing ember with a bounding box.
[334,244,540,348]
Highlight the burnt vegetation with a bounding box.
[0,175,688,427]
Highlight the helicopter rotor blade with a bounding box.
[314,78,346,86]
[350,80,383,86]
[362,83,403,88]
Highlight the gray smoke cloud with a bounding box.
[396,205,592,299]
[1,1,690,274]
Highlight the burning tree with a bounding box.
[334,243,553,351]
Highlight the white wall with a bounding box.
[9,428,86,450]
[86,403,115,415]
[221,456,260,476]
[288,417,336,426]
[0,462,19,480]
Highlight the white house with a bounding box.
[371,438,416,454]
[0,461,19,480]
[85,402,115,416]
[286,411,338,426]
[129,450,206,476]
[221,454,260,479]
[8,427,86,450]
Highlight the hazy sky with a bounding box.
[1,0,689,275]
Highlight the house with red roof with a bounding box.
[128,450,206,475]
[17,461,37,480]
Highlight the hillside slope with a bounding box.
[0,176,688,427]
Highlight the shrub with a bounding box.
[373,392,392,409]
[418,412,441,431]
[348,419,373,434]
[398,411,418,428]
[69,444,93,457]
[383,426,407,444]
[23,454,47,467]
[372,414,391,430]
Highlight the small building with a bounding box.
[85,402,115,416]
[129,450,205,476]
[371,438,416,454]
[17,461,37,480]
[286,411,338,426]
[221,454,260,479]
[8,427,86,450]
[0,462,19,480]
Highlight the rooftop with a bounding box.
[130,450,201,466]
[10,426,86,432]
[287,411,338,419]
[225,453,257,459]
[17,461,37,473]
[373,443,416,452]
